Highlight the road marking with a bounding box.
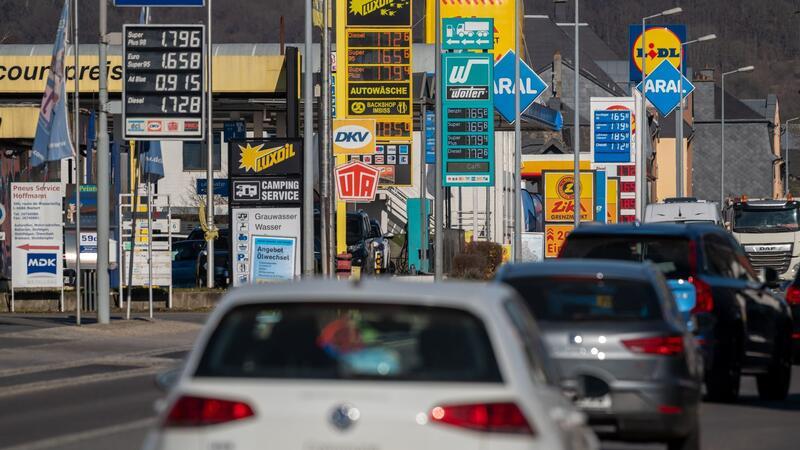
[0,418,155,450]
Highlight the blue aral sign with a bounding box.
[493,50,548,124]
[442,53,495,187]
[442,18,494,51]
[636,60,694,117]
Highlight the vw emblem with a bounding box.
[330,404,360,431]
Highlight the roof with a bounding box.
[556,24,620,60]
[714,85,765,121]
[497,259,655,281]
[216,279,517,311]
[658,112,694,139]
[568,223,724,238]
[645,202,721,223]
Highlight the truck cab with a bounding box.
[727,198,800,280]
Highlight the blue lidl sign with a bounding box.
[636,60,694,117]
[442,53,495,187]
[493,50,548,124]
[442,18,494,51]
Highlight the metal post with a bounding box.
[420,100,428,271]
[721,73,725,206]
[96,0,110,324]
[676,44,684,197]
[320,0,331,276]
[434,0,444,280]
[73,0,81,326]
[168,195,173,308]
[205,0,215,288]
[118,194,123,309]
[303,0,315,276]
[485,187,491,241]
[573,0,580,228]
[146,183,153,319]
[639,18,647,220]
[512,0,522,261]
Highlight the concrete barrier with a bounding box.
[0,289,224,313]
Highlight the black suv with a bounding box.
[561,223,793,402]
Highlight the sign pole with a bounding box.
[320,0,332,277]
[676,43,684,197]
[147,180,153,319]
[434,0,443,280]
[512,0,521,261]
[303,0,315,276]
[420,99,427,272]
[206,0,216,288]
[573,0,580,228]
[73,0,82,325]
[96,0,110,324]
[638,19,647,220]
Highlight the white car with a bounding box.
[143,279,598,450]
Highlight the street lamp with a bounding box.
[785,116,800,196]
[720,65,755,205]
[676,33,716,197]
[639,6,682,219]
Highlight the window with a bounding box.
[172,241,204,261]
[195,303,503,382]
[503,276,663,322]
[183,135,221,171]
[562,235,693,279]
[732,207,800,233]
[703,235,734,278]
[503,299,558,385]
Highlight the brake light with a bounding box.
[430,402,535,435]
[786,285,800,305]
[622,336,684,356]
[688,276,714,313]
[163,395,255,427]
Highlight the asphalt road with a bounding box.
[1,312,799,450]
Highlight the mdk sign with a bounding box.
[543,171,595,223]
[333,118,376,155]
[336,160,381,202]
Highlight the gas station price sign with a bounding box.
[123,24,206,140]
[442,53,495,187]
[592,109,632,163]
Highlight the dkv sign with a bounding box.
[333,119,376,155]
[335,160,381,202]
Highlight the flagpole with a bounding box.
[73,0,81,326]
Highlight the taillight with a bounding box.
[163,395,255,427]
[786,285,800,305]
[430,402,535,435]
[688,276,714,313]
[622,336,684,356]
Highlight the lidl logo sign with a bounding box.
[27,253,57,275]
[444,54,491,100]
[635,60,695,117]
[333,119,376,155]
[629,24,686,82]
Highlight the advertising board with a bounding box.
[544,224,573,259]
[628,24,686,82]
[250,236,297,282]
[231,207,301,286]
[11,183,63,288]
[542,171,595,223]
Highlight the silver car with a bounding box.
[497,260,703,450]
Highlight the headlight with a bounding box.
[372,241,381,248]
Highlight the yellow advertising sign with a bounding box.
[0,54,286,94]
[333,119,376,155]
[543,171,595,223]
[607,178,619,224]
[631,27,682,78]
[426,0,519,60]
[545,224,573,258]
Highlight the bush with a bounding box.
[450,241,504,280]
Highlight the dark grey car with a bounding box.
[496,260,703,450]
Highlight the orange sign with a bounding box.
[545,224,573,258]
[607,178,619,224]
[543,171,595,222]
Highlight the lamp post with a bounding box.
[639,7,682,219]
[721,65,755,205]
[676,33,716,197]
[573,0,580,228]
[784,116,800,196]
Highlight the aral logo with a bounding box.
[333,119,376,155]
[238,143,296,174]
[27,253,57,275]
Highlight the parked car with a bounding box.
[144,279,598,450]
[781,274,800,363]
[644,198,721,225]
[497,260,702,450]
[560,223,793,402]
[171,238,230,289]
[368,219,393,274]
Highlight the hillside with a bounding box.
[4,0,799,117]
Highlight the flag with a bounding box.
[31,0,74,167]
[141,141,165,182]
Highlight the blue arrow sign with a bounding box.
[493,50,548,124]
[636,60,695,117]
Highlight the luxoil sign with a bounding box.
[346,0,411,27]
[231,140,302,177]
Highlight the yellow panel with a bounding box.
[0,107,39,138]
[426,0,521,60]
[544,224,574,258]
[0,55,286,94]
[521,159,591,175]
[543,171,595,222]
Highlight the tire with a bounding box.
[705,333,742,403]
[756,329,792,401]
[667,416,700,450]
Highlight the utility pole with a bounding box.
[303,0,315,276]
[434,0,443,280]
[512,0,522,261]
[96,0,110,324]
[205,0,215,288]
[73,0,81,325]
[573,0,580,228]
[320,0,332,276]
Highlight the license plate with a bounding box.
[575,394,612,410]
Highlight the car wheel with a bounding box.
[666,415,700,450]
[756,329,792,401]
[705,334,741,403]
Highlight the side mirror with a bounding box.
[154,367,181,392]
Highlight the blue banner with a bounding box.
[31,0,75,167]
[141,141,165,181]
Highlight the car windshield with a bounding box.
[195,303,502,382]
[732,207,800,233]
[346,216,365,246]
[503,276,662,321]
[561,235,692,279]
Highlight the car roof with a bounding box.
[568,222,722,238]
[218,278,516,312]
[645,202,719,221]
[497,259,657,281]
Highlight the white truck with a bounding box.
[727,198,800,280]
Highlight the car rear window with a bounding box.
[561,235,692,279]
[503,276,663,321]
[195,303,502,383]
